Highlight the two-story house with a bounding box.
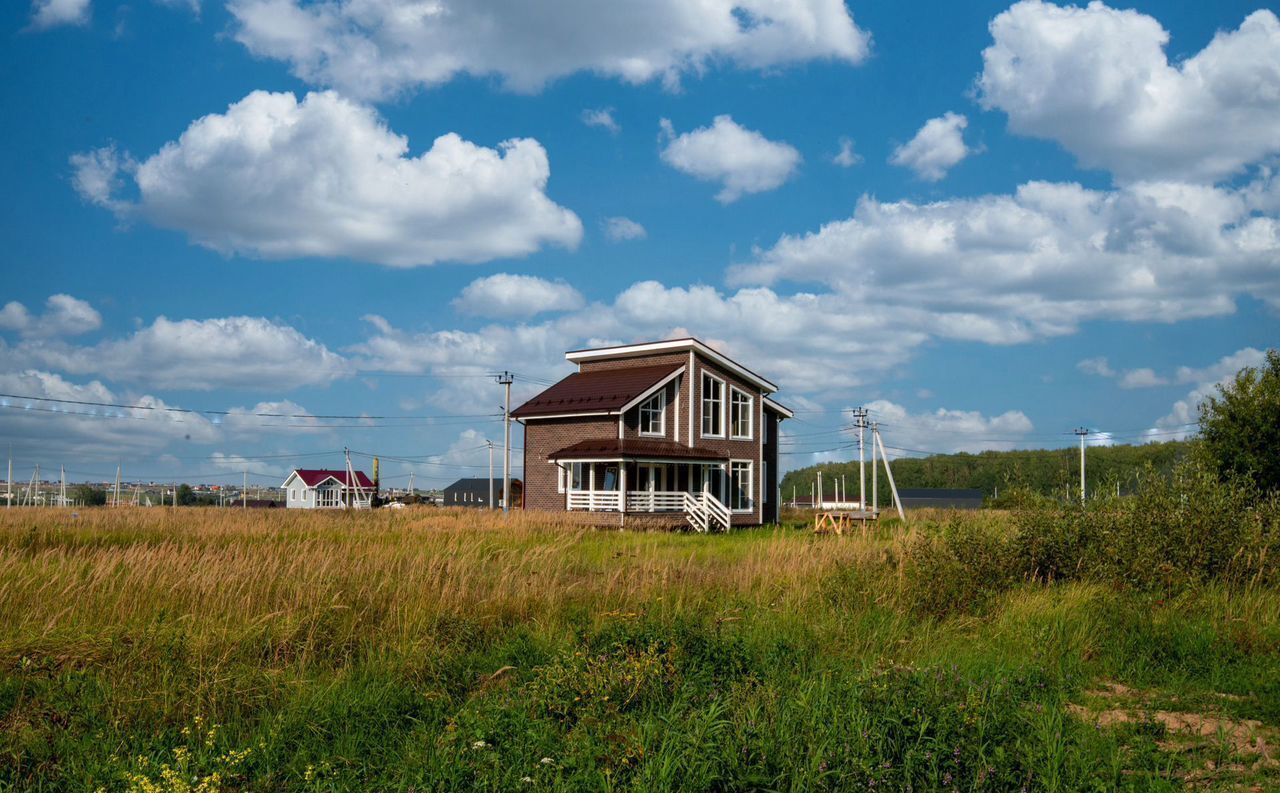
[512,338,792,530]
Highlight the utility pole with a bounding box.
[243,470,248,509]
[114,465,122,508]
[1073,427,1089,503]
[6,446,10,509]
[851,407,868,509]
[873,425,905,521]
[871,421,879,515]
[60,465,66,508]
[497,372,513,514]
[487,440,495,509]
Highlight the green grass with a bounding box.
[0,506,1276,791]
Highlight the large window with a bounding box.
[729,460,753,512]
[701,372,724,437]
[639,390,665,436]
[730,387,753,440]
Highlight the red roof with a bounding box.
[512,364,682,418]
[548,438,728,462]
[289,469,374,488]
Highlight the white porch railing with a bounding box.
[567,489,732,532]
[567,490,623,511]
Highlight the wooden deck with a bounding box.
[813,510,878,535]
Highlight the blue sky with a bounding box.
[1,0,1277,488]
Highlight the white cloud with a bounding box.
[29,0,90,29]
[979,2,1280,183]
[1118,368,1168,389]
[228,0,870,101]
[1151,347,1268,438]
[0,294,102,338]
[222,400,327,435]
[452,274,585,319]
[0,370,216,462]
[731,178,1280,342]
[889,112,972,182]
[1076,357,1115,378]
[5,314,351,391]
[833,136,862,168]
[208,452,288,479]
[864,399,1034,456]
[602,216,647,242]
[581,108,620,134]
[73,90,582,267]
[660,115,801,203]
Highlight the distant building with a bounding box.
[281,469,374,509]
[443,478,522,509]
[897,488,984,510]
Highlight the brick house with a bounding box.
[513,338,792,530]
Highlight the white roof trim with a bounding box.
[517,411,615,422]
[763,396,795,418]
[618,365,685,414]
[566,338,777,393]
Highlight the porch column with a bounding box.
[619,462,627,514]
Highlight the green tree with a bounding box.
[176,483,197,506]
[70,484,107,506]
[1199,348,1280,493]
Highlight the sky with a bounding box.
[1,0,1278,490]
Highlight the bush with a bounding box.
[1199,348,1280,493]
[900,516,1019,616]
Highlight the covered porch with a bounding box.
[550,439,746,531]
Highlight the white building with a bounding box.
[281,468,374,509]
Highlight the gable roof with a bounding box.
[444,478,522,493]
[285,469,373,488]
[511,363,682,419]
[565,338,778,393]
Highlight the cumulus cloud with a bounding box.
[0,370,216,461]
[660,115,801,203]
[72,90,582,267]
[5,313,351,391]
[581,107,620,133]
[1118,368,1168,389]
[452,274,585,319]
[863,399,1035,456]
[731,178,1280,342]
[0,294,102,338]
[979,1,1280,183]
[833,136,862,168]
[602,216,647,242]
[29,0,90,29]
[1150,347,1268,438]
[228,0,870,100]
[889,112,973,181]
[1076,357,1115,378]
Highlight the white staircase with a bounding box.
[683,491,731,532]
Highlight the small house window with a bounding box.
[639,390,665,436]
[730,388,753,440]
[701,372,724,437]
[729,460,753,512]
[557,464,566,493]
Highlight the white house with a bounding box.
[281,468,374,509]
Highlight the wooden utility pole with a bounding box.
[851,407,868,509]
[873,427,905,521]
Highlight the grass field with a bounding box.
[1,505,1278,791]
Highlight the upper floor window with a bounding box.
[729,460,753,512]
[639,390,665,436]
[730,387,753,440]
[701,372,724,437]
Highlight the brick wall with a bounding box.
[522,415,616,511]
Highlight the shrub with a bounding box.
[899,516,1019,616]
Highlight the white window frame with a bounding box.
[701,371,725,438]
[638,390,666,437]
[729,387,753,440]
[556,463,566,493]
[728,459,753,513]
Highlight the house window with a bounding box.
[730,387,753,440]
[701,372,724,437]
[570,463,585,490]
[556,464,566,493]
[639,390,665,436]
[729,460,753,512]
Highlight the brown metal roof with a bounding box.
[548,437,729,461]
[511,364,682,418]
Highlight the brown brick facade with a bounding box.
[521,346,779,527]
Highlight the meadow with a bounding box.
[1,474,1278,791]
